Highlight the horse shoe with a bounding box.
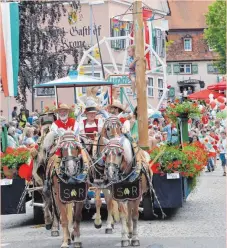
[131,239,140,247]
[121,240,130,247]
[74,242,82,248]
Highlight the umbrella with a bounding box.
[207,80,227,91]
[187,89,225,100]
[149,112,162,119]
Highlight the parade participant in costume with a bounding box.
[44,104,86,189]
[80,101,103,140]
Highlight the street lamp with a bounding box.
[89,0,104,77]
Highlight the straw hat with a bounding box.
[54,103,71,113]
[109,100,126,112]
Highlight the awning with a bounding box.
[187,89,225,100]
[207,80,227,91]
[33,73,113,89]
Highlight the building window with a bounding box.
[158,78,164,99]
[207,64,219,74]
[147,77,154,97]
[110,19,132,50]
[184,38,192,51]
[179,64,192,74]
[208,45,214,51]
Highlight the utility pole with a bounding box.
[133,0,149,148]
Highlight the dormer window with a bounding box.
[184,38,192,51]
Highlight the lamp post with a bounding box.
[89,0,104,77]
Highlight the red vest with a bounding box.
[54,118,75,130]
[54,118,75,156]
[83,119,98,140]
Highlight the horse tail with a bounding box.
[112,200,120,222]
[66,203,74,227]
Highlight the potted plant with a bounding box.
[149,142,208,208]
[1,147,31,179]
[165,100,201,123]
[0,147,34,215]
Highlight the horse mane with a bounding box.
[43,131,56,151]
[120,136,133,164]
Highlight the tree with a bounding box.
[204,0,226,74]
[17,1,86,107]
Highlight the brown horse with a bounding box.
[47,131,91,248]
[90,117,123,233]
[101,136,152,247]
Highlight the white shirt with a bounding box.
[218,138,227,154]
[79,118,103,134]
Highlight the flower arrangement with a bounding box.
[165,100,201,122]
[1,147,31,179]
[149,142,208,189]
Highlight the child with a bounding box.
[127,45,138,99]
[218,131,227,176]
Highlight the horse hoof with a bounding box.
[131,240,140,246]
[121,240,130,247]
[128,232,133,239]
[105,228,112,234]
[46,224,52,230]
[68,239,71,245]
[51,230,59,237]
[94,223,102,229]
[111,223,114,229]
[61,244,69,248]
[74,242,82,248]
[71,234,74,241]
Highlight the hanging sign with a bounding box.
[107,74,131,86]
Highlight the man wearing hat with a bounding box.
[80,100,103,140]
[51,103,79,137]
[44,104,88,184]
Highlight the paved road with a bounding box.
[1,164,226,248]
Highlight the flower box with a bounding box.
[1,178,26,215]
[152,173,184,208]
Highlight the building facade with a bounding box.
[166,0,222,99]
[1,0,170,119]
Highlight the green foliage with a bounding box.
[204,0,226,74]
[216,110,227,119]
[17,1,86,106]
[165,100,201,122]
[1,147,30,169]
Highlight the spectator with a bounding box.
[18,109,27,128]
[22,127,35,146]
[7,126,19,148]
[218,131,227,176]
[12,106,18,119]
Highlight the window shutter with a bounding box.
[173,64,180,74]
[167,64,172,74]
[168,87,175,97]
[192,64,198,74]
[161,31,165,58]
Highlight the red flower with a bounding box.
[5,147,14,154]
[151,163,160,174]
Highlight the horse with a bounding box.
[90,117,124,233]
[32,114,57,229]
[101,136,153,247]
[46,130,91,248]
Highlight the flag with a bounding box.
[0,2,19,97]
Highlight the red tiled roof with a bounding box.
[167,0,215,30]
